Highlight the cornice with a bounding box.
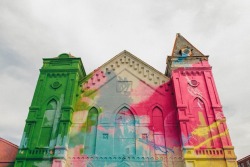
[81,51,170,90]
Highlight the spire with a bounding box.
[171,33,205,57]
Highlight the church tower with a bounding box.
[166,34,237,167]
[15,53,85,166]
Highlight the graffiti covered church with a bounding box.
[15,34,237,167]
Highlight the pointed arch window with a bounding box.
[84,107,98,155]
[193,98,208,126]
[192,98,212,147]
[39,99,57,147]
[152,107,166,154]
[115,107,135,155]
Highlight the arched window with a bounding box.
[193,98,208,126]
[114,107,135,155]
[192,98,212,147]
[152,107,166,154]
[85,107,98,155]
[39,99,57,147]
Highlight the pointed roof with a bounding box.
[171,33,205,57]
[97,50,167,76]
[81,50,169,90]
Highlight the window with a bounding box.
[152,107,166,155]
[103,133,108,139]
[39,99,57,147]
[84,107,98,155]
[115,107,135,155]
[192,98,212,147]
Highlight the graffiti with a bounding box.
[115,109,135,124]
[180,46,192,57]
[181,133,192,146]
[194,130,229,149]
[138,138,174,154]
[192,126,210,136]
[215,112,224,120]
[117,77,132,92]
[186,76,203,98]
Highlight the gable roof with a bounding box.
[171,33,205,57]
[81,50,169,90]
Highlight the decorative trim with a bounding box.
[188,80,199,87]
[51,81,62,89]
[66,155,176,161]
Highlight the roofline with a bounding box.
[238,155,250,162]
[0,137,18,148]
[83,50,169,81]
[171,33,205,57]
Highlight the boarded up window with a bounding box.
[115,107,135,155]
[38,99,57,147]
[152,107,166,154]
[85,107,98,155]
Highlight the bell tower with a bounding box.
[15,53,85,167]
[166,34,237,167]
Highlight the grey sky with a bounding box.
[0,0,249,159]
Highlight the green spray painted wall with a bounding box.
[15,53,86,166]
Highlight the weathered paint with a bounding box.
[15,34,237,167]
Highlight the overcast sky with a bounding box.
[0,0,249,160]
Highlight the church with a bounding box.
[14,34,237,167]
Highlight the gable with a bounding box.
[81,50,169,91]
[171,33,205,57]
[95,69,165,108]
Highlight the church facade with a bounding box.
[15,34,237,167]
